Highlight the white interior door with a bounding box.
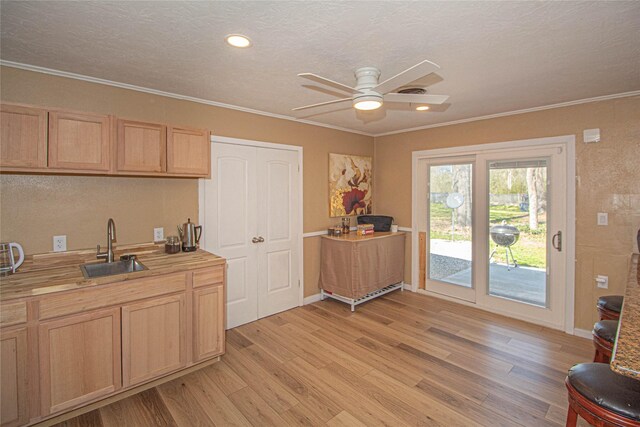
[257,148,301,318]
[202,140,301,329]
[204,143,258,329]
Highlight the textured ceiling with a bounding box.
[1,1,639,135]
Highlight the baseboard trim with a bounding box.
[303,293,322,305]
[573,328,593,339]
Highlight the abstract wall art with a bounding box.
[329,153,372,217]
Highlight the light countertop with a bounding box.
[0,243,224,302]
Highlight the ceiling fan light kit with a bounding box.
[294,59,449,115]
[353,94,383,110]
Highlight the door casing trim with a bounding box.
[411,135,576,333]
[199,135,304,309]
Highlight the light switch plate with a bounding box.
[583,128,600,143]
[53,235,67,252]
[154,227,164,242]
[596,275,609,289]
[597,212,608,226]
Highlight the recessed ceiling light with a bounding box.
[225,34,252,48]
[415,105,430,111]
[353,95,383,111]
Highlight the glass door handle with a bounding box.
[552,231,562,252]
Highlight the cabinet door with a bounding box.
[1,328,28,427]
[39,308,121,415]
[193,285,225,361]
[122,294,186,387]
[0,103,47,169]
[48,111,111,171]
[167,126,210,176]
[116,119,166,173]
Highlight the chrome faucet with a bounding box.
[96,218,117,263]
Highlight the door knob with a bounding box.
[258,236,265,242]
[252,237,260,243]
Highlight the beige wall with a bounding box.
[374,96,640,330]
[0,66,374,297]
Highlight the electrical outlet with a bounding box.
[154,227,164,242]
[53,235,67,252]
[597,212,608,226]
[595,275,609,289]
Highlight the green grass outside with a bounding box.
[429,203,547,268]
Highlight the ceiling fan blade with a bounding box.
[298,73,362,94]
[383,93,449,104]
[373,60,441,95]
[292,98,352,111]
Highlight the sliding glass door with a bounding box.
[422,144,567,329]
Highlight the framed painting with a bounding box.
[329,153,372,217]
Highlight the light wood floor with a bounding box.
[54,291,594,427]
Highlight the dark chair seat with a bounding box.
[593,320,619,343]
[597,295,624,313]
[567,363,640,422]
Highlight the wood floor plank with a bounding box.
[201,359,248,396]
[363,368,483,427]
[182,369,252,426]
[52,410,103,427]
[100,389,176,427]
[240,343,343,422]
[157,377,215,427]
[227,386,289,427]
[224,343,300,414]
[285,357,406,427]
[55,292,591,427]
[326,410,368,427]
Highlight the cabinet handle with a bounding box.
[252,237,260,243]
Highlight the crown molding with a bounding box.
[0,60,374,137]
[3,60,638,140]
[373,90,640,137]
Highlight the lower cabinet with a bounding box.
[2,264,225,426]
[1,328,28,427]
[39,307,121,415]
[193,285,225,361]
[121,294,186,387]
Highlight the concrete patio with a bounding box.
[429,239,547,306]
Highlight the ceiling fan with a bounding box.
[293,59,449,113]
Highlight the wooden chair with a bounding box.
[597,295,623,321]
[592,320,617,363]
[566,363,640,427]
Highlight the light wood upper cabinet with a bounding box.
[0,104,47,169]
[167,126,210,177]
[116,119,166,173]
[39,307,121,415]
[121,294,186,387]
[48,111,111,171]
[193,285,225,361]
[1,328,28,427]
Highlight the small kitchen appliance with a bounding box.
[177,218,202,252]
[0,242,25,276]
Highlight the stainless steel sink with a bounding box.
[80,259,147,279]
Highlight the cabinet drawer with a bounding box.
[39,273,187,320]
[0,301,27,327]
[192,266,224,288]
